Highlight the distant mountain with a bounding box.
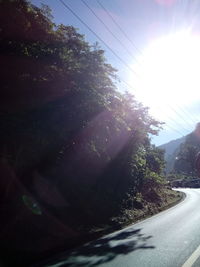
[159,136,186,173]
[173,128,200,175]
[160,123,200,174]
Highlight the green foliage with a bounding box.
[173,128,200,175]
[0,0,166,259]
[22,195,42,215]
[146,145,165,175]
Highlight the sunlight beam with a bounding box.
[129,30,200,122]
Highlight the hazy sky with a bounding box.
[31,0,200,145]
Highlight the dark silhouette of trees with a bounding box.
[174,123,200,176]
[0,1,165,265]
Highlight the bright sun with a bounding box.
[130,31,200,121]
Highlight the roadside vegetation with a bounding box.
[0,1,182,266]
[173,125,200,175]
[165,124,200,187]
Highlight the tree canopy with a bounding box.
[0,0,166,265]
[174,123,200,176]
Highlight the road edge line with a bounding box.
[182,244,200,267]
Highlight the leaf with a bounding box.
[22,195,42,215]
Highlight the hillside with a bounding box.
[173,126,200,175]
[160,123,200,175]
[0,1,182,266]
[159,136,186,173]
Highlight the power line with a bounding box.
[59,0,194,138]
[95,1,200,127]
[117,80,193,133]
[59,0,139,77]
[163,115,191,133]
[119,77,137,93]
[81,0,191,138]
[176,105,197,126]
[81,0,140,64]
[119,78,192,131]
[166,103,197,130]
[164,124,187,137]
[96,0,143,55]
[176,104,199,125]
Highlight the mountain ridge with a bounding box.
[160,123,200,174]
[159,135,186,173]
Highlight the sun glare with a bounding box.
[130,31,200,121]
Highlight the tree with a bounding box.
[0,1,164,265]
[173,124,200,176]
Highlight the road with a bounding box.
[43,188,200,267]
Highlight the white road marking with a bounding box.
[182,244,200,267]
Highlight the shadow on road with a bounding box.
[46,228,155,267]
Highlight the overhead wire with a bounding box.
[95,1,197,129]
[119,79,191,136]
[96,1,197,129]
[59,0,139,77]
[117,76,192,134]
[96,0,143,55]
[164,124,187,137]
[96,1,200,127]
[177,104,199,125]
[175,104,198,126]
[81,0,140,64]
[166,103,196,129]
[59,0,194,137]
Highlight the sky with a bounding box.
[31,0,200,146]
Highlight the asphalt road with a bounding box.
[44,188,200,267]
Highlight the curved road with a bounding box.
[43,189,200,267]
